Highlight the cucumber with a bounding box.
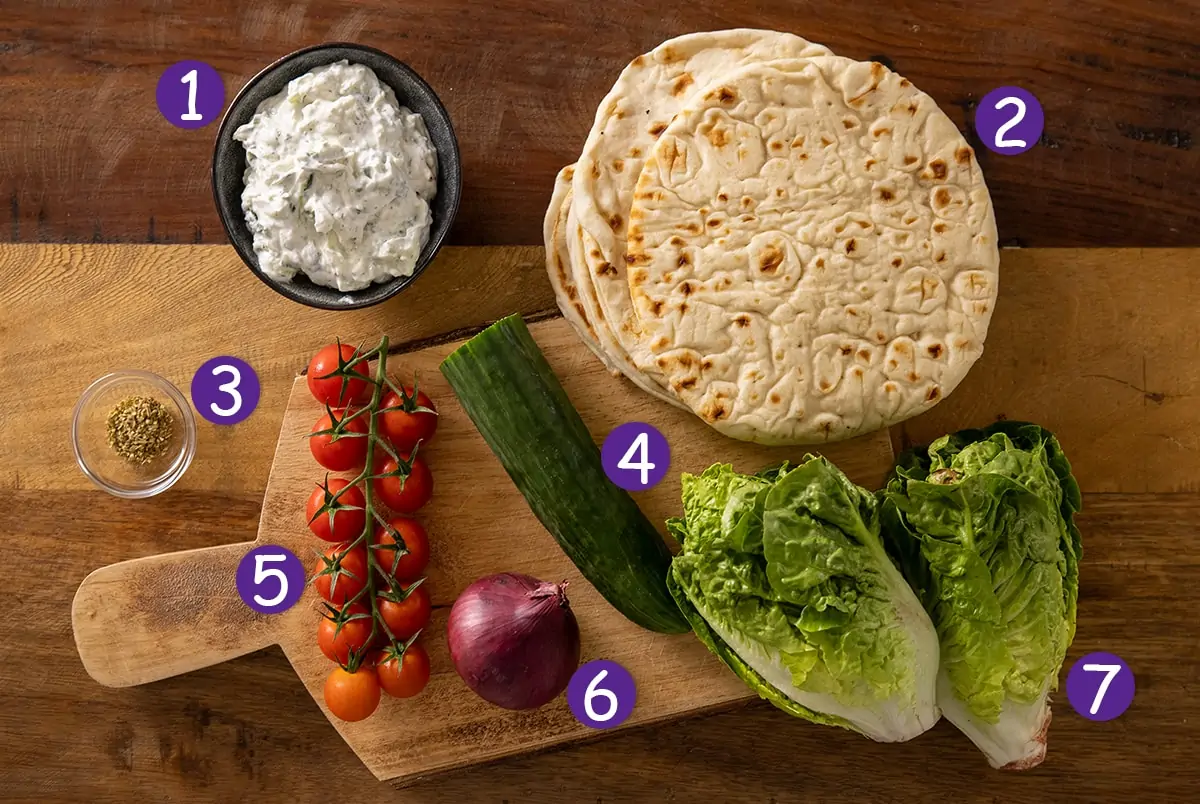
[440,314,689,634]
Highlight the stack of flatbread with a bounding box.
[545,29,999,445]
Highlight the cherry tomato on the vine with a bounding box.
[323,665,381,722]
[305,478,366,543]
[307,343,372,406]
[377,583,432,640]
[375,643,431,699]
[313,543,368,606]
[378,387,438,452]
[317,604,374,664]
[372,518,430,582]
[372,454,433,513]
[310,409,369,472]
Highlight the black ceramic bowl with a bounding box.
[212,43,461,310]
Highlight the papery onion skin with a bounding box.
[447,572,581,710]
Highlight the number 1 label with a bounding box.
[601,422,670,491]
[156,60,225,129]
[1066,652,1135,721]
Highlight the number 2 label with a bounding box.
[976,87,1044,156]
[191,356,260,425]
[602,422,670,491]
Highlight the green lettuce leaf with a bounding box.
[881,421,1082,769]
[669,458,940,742]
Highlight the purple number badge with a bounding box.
[1066,651,1135,721]
[156,60,224,129]
[235,545,305,615]
[976,87,1044,156]
[191,356,260,426]
[601,422,670,491]
[567,659,637,729]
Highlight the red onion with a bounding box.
[447,572,581,710]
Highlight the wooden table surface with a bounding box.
[3,2,1200,802]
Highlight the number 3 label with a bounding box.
[601,422,670,491]
[191,356,260,425]
[235,546,305,615]
[976,87,1044,156]
[567,660,637,729]
[1066,651,1135,721]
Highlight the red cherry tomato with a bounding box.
[317,604,373,664]
[324,665,381,722]
[376,643,431,699]
[372,454,433,513]
[310,408,369,472]
[305,479,366,543]
[313,543,368,606]
[372,518,430,582]
[307,343,371,406]
[377,583,431,640]
[378,387,438,452]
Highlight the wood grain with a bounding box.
[5,244,1200,801]
[72,318,895,781]
[1,1,1198,248]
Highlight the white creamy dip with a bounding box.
[234,61,438,292]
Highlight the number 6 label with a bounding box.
[1066,652,1135,721]
[191,356,260,425]
[235,545,305,615]
[567,660,637,729]
[976,87,1044,156]
[601,422,670,491]
[155,60,225,129]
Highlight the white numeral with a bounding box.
[993,96,1027,148]
[180,69,203,121]
[584,669,619,723]
[1083,663,1122,715]
[617,432,655,486]
[252,553,289,608]
[210,363,243,417]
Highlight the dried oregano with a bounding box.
[106,395,175,464]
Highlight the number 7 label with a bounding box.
[1066,652,1135,721]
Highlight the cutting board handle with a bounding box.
[71,540,279,688]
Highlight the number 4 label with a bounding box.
[1066,652,1135,721]
[602,422,670,491]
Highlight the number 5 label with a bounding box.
[235,546,305,615]
[191,356,260,425]
[976,87,1044,156]
[1066,651,1135,721]
[567,660,637,729]
[156,60,225,129]
[601,422,670,491]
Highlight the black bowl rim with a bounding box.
[211,42,462,311]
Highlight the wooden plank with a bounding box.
[9,492,1198,802]
[0,244,551,493]
[898,247,1200,494]
[70,316,896,780]
[2,1,1198,248]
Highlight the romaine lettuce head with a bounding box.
[881,421,1082,770]
[668,457,941,742]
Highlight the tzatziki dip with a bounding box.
[234,61,438,292]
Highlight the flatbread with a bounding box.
[571,30,831,380]
[544,166,687,409]
[625,57,999,445]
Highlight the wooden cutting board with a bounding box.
[70,316,895,784]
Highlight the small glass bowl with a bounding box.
[72,370,197,498]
